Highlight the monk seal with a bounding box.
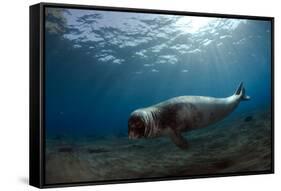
[128,82,250,149]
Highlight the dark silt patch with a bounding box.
[58,147,74,153]
[244,116,253,122]
[213,159,235,169]
[87,148,109,154]
[130,144,145,149]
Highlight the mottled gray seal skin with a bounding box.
[128,82,250,149]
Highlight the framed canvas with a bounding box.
[29,2,274,188]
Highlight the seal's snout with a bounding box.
[128,113,145,139]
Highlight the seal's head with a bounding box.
[128,111,146,139]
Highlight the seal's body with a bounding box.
[128,82,250,149]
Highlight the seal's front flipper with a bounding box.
[169,130,189,149]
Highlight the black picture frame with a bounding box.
[30,2,274,188]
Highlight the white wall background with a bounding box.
[0,0,279,190]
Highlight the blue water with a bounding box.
[45,8,272,138]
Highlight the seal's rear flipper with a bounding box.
[241,87,250,100]
[169,130,189,149]
[235,82,250,101]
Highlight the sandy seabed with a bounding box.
[45,109,272,184]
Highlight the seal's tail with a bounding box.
[234,82,250,101]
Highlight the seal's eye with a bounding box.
[128,115,145,139]
[135,119,142,128]
[129,116,143,128]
